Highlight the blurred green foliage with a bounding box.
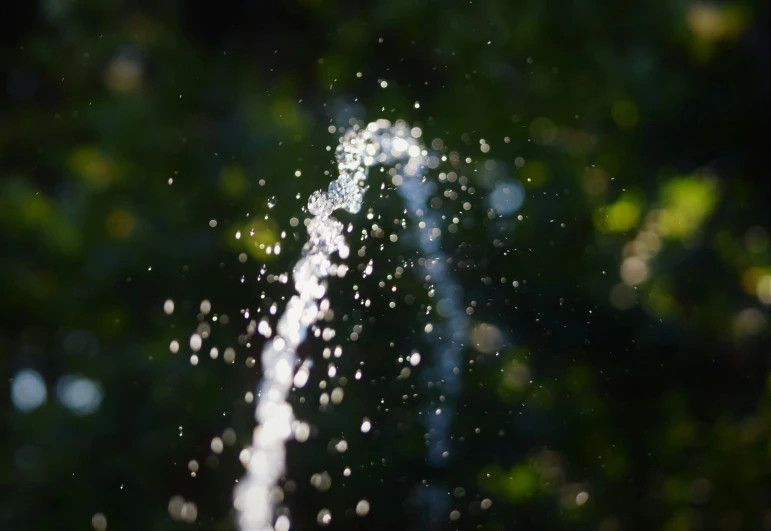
[1,0,769,530]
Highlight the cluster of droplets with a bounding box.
[396,177,468,469]
[348,120,469,472]
[378,129,470,527]
[234,119,421,531]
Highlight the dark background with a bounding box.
[1,1,769,530]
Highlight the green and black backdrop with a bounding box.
[1,1,769,530]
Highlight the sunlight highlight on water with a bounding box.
[233,118,471,530]
[235,119,422,531]
[395,155,468,468]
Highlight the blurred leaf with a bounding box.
[595,191,643,233]
[658,175,718,240]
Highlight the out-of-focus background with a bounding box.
[1,1,769,530]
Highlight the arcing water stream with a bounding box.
[233,119,468,530]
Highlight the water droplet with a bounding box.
[355,500,370,516]
[310,472,332,492]
[317,509,332,526]
[267,196,276,208]
[91,513,107,531]
[189,334,202,352]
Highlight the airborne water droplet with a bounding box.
[355,499,370,516]
[234,119,439,529]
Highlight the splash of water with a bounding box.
[235,118,470,529]
[374,131,469,467]
[386,135,469,527]
[235,119,439,531]
[395,171,468,467]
